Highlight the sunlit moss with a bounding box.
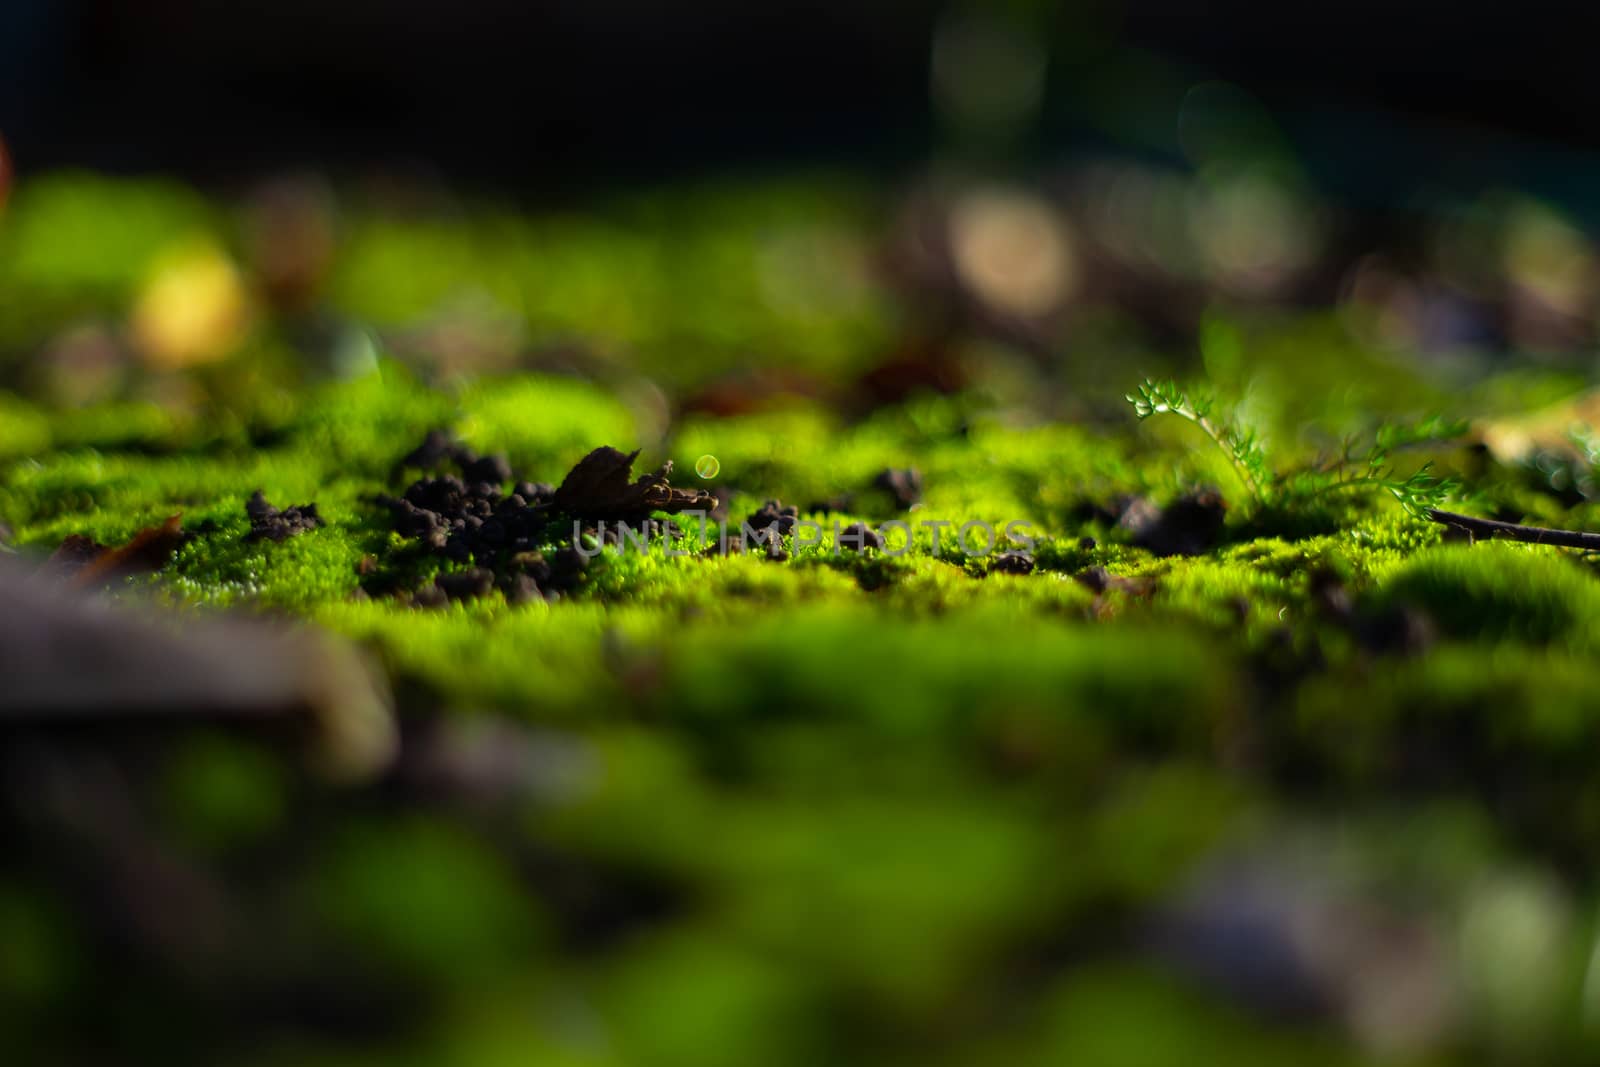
[1380,542,1600,648]
[458,374,637,471]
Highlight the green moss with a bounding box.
[980,966,1361,1067]
[599,929,822,1067]
[1298,642,1600,767]
[313,598,622,713]
[304,818,543,984]
[1380,543,1600,647]
[326,178,895,391]
[654,608,1234,757]
[0,173,214,292]
[166,513,368,609]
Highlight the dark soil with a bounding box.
[244,491,324,542]
[1120,490,1228,557]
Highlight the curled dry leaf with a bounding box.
[49,515,186,587]
[550,446,716,521]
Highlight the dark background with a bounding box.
[3,1,1598,200]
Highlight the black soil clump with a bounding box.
[838,522,885,552]
[746,500,799,536]
[990,551,1035,575]
[807,493,853,515]
[710,518,791,562]
[245,491,324,542]
[377,436,707,605]
[1119,490,1227,557]
[421,567,497,607]
[871,467,923,509]
[514,481,556,504]
[1073,565,1154,597]
[1075,565,1114,594]
[1310,570,1437,657]
[393,428,511,486]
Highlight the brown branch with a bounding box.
[1426,509,1600,551]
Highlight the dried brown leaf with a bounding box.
[50,515,185,587]
[550,446,715,521]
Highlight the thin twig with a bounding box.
[1426,509,1600,550]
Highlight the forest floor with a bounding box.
[7,172,1600,1065]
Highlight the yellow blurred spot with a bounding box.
[1473,387,1600,464]
[1472,385,1600,463]
[949,188,1077,319]
[132,240,251,369]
